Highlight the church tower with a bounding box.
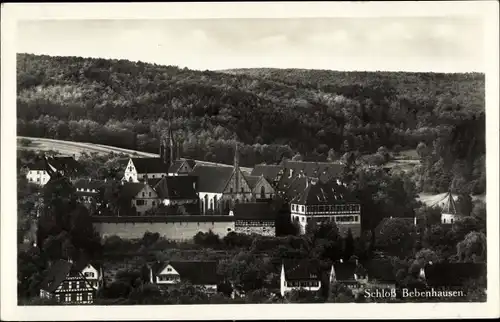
[159,120,177,168]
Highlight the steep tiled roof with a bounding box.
[333,261,357,281]
[424,262,486,287]
[47,156,83,175]
[168,160,187,174]
[190,165,234,193]
[151,260,219,285]
[119,182,145,201]
[153,176,198,200]
[131,157,168,174]
[26,159,48,171]
[282,260,322,280]
[251,164,283,182]
[284,161,343,182]
[39,260,74,293]
[291,180,356,205]
[232,202,276,220]
[73,179,107,191]
[243,175,261,189]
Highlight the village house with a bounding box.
[280,260,332,296]
[25,155,82,186]
[153,175,199,207]
[230,202,276,236]
[289,179,362,237]
[439,191,460,225]
[330,259,366,291]
[149,260,219,293]
[74,179,107,206]
[25,159,52,185]
[38,259,99,304]
[118,182,159,216]
[191,144,275,215]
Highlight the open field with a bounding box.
[417,192,486,207]
[17,136,252,172]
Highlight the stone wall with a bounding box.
[93,220,235,241]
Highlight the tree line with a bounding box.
[17,53,485,193]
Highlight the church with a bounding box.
[191,143,276,215]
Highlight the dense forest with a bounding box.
[16,54,485,194]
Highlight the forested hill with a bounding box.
[17,53,485,194]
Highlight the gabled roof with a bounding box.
[424,262,486,287]
[47,156,83,175]
[119,182,146,201]
[442,191,458,215]
[26,159,48,171]
[190,165,234,193]
[131,157,168,174]
[232,202,276,220]
[291,180,356,205]
[73,179,107,191]
[151,260,219,285]
[168,160,188,174]
[283,160,344,182]
[39,260,74,293]
[153,176,198,200]
[183,159,197,169]
[244,175,262,190]
[251,164,283,182]
[333,261,357,281]
[282,260,322,280]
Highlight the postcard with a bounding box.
[1,1,499,320]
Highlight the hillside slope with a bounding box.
[17,136,252,172]
[16,54,485,193]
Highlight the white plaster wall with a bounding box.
[93,221,235,240]
[27,170,51,186]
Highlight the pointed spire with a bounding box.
[233,140,240,168]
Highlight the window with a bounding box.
[301,206,304,212]
[76,293,83,302]
[55,295,60,302]
[142,192,145,197]
[292,205,295,211]
[85,272,94,278]
[152,175,155,178]
[167,268,172,272]
[230,187,234,193]
[37,178,40,182]
[152,201,156,206]
[149,192,152,197]
[65,293,71,302]
[88,292,93,302]
[68,281,72,289]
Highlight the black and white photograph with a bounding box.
[1,1,499,320]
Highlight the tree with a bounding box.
[343,229,354,260]
[375,218,416,256]
[327,148,337,162]
[416,142,430,159]
[456,231,486,263]
[456,193,473,217]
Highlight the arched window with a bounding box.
[210,198,214,210]
[260,186,266,199]
[204,195,208,214]
[213,195,218,213]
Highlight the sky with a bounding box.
[17,17,484,73]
